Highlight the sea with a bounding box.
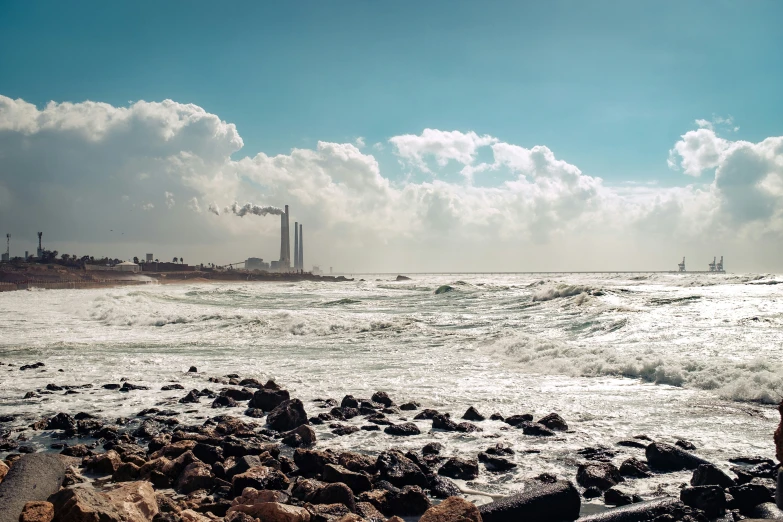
[1,273,781,503]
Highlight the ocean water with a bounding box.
[1,273,782,503]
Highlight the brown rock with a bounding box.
[150,440,197,460]
[83,450,122,474]
[305,503,351,522]
[179,510,213,522]
[334,515,363,522]
[232,487,289,505]
[51,480,158,522]
[176,461,215,494]
[113,462,141,482]
[228,502,311,522]
[19,501,55,522]
[0,460,8,482]
[103,481,159,521]
[355,502,385,522]
[419,497,482,522]
[232,466,290,495]
[775,400,783,463]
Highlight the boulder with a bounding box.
[228,502,311,522]
[283,425,317,448]
[389,485,431,516]
[294,449,339,475]
[420,496,481,522]
[422,442,444,455]
[232,488,289,506]
[478,453,517,472]
[305,503,351,521]
[414,409,440,420]
[83,450,122,475]
[46,412,76,431]
[619,458,652,479]
[179,390,200,404]
[19,501,54,522]
[438,457,479,480]
[223,388,254,401]
[691,463,735,488]
[400,402,420,411]
[680,485,726,518]
[267,399,308,432]
[576,463,623,491]
[192,443,223,465]
[0,453,65,522]
[212,396,238,408]
[113,462,141,482]
[0,461,8,482]
[750,502,783,519]
[313,482,356,512]
[341,395,360,408]
[479,479,580,522]
[384,423,421,436]
[323,464,372,494]
[603,488,634,507]
[250,389,291,411]
[645,442,710,472]
[51,481,158,522]
[232,466,290,495]
[727,483,773,513]
[355,502,385,522]
[462,407,485,422]
[519,422,555,437]
[371,391,394,407]
[428,475,462,499]
[537,413,568,431]
[376,450,428,488]
[338,452,376,474]
[176,461,214,494]
[504,414,533,426]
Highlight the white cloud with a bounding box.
[355,137,365,148]
[1,94,782,270]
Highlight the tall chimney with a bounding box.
[294,221,299,270]
[299,224,303,272]
[279,213,286,268]
[284,205,290,268]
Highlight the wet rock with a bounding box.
[228,502,311,522]
[340,395,361,409]
[619,457,652,478]
[422,442,444,455]
[46,412,76,431]
[519,421,555,437]
[376,450,428,488]
[20,362,45,371]
[161,384,184,391]
[314,482,356,512]
[400,402,420,411]
[438,457,479,480]
[243,408,265,418]
[750,502,783,519]
[504,414,533,426]
[478,452,517,472]
[188,366,197,373]
[691,463,735,488]
[389,485,431,516]
[419,496,481,522]
[83,450,122,475]
[604,488,634,507]
[45,383,62,391]
[283,424,317,448]
[19,501,55,522]
[537,412,568,431]
[361,425,379,431]
[179,390,200,404]
[102,383,121,390]
[176,461,214,494]
[489,413,505,421]
[577,447,617,462]
[306,503,351,522]
[428,475,461,498]
[61,444,93,457]
[292,449,337,476]
[462,407,485,422]
[485,443,514,456]
[727,483,773,513]
[583,487,602,499]
[133,420,162,439]
[675,439,696,450]
[355,502,384,522]
[331,425,359,436]
[576,462,623,491]
[616,440,648,449]
[267,399,308,432]
[232,466,290,495]
[323,464,372,494]
[250,388,291,411]
[23,392,40,399]
[680,485,725,518]
[222,388,254,401]
[646,442,710,472]
[371,391,394,407]
[384,423,421,436]
[226,455,273,479]
[478,479,581,522]
[413,409,440,420]
[212,396,238,408]
[192,443,223,465]
[113,462,141,482]
[121,382,150,391]
[338,452,376,474]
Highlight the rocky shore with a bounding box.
[0,364,781,522]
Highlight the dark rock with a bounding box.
[120,382,149,391]
[616,440,648,449]
[485,443,514,456]
[428,474,461,498]
[188,366,197,372]
[45,383,62,391]
[361,425,380,431]
[20,362,45,371]
[400,402,420,411]
[161,384,184,391]
[519,421,555,437]
[294,448,339,475]
[178,389,200,404]
[489,413,505,421]
[577,447,617,462]
[225,455,266,479]
[691,463,735,488]
[22,392,39,399]
[384,423,420,436]
[422,442,444,455]
[750,502,783,519]
[267,399,308,432]
[675,439,696,450]
[244,408,265,418]
[222,388,254,401]
[341,395,361,408]
[211,395,238,408]
[282,424,317,448]
[438,457,479,480]
[646,442,710,472]
[112,462,140,482]
[338,452,376,474]
[478,479,581,522]
[619,458,652,478]
[192,443,223,465]
[576,462,623,491]
[102,383,121,390]
[605,488,634,506]
[46,413,76,431]
[250,388,291,411]
[331,425,359,436]
[323,463,372,494]
[176,461,214,494]
[376,450,428,488]
[583,487,602,499]
[83,450,122,474]
[537,412,568,431]
[306,503,351,522]
[413,409,440,420]
[504,414,533,426]
[313,482,357,512]
[389,485,431,516]
[478,452,517,472]
[371,391,394,407]
[680,485,726,518]
[231,465,290,495]
[462,407,485,421]
[61,444,93,457]
[726,483,773,513]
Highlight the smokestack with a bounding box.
[299,224,303,272]
[294,221,299,270]
[285,205,290,268]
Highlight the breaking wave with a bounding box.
[532,284,600,302]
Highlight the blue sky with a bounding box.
[2,0,781,186]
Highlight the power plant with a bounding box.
[244,204,306,272]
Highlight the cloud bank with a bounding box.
[0,95,781,271]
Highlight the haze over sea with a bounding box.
[1,273,781,501]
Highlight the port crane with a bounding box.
[678,257,686,272]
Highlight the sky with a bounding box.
[1,1,782,272]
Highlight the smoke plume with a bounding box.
[207,202,221,216]
[225,202,284,217]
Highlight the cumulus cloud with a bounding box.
[1,93,782,270]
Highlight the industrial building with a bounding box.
[245,257,270,270]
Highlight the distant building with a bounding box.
[0,253,8,262]
[270,260,280,270]
[140,262,195,272]
[146,254,153,262]
[245,258,269,270]
[116,261,140,273]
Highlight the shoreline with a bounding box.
[0,362,780,521]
